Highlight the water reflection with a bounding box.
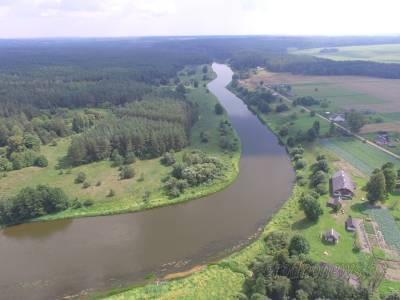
[2,219,73,239]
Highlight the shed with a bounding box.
[345,216,356,232]
[332,170,355,198]
[324,228,340,244]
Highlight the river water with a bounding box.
[0,63,294,299]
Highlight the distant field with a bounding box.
[241,69,400,113]
[320,137,400,175]
[291,44,400,64]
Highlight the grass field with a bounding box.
[291,44,400,64]
[0,65,241,223]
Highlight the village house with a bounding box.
[345,216,357,232]
[324,228,340,244]
[332,170,355,198]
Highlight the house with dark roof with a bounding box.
[332,170,355,198]
[324,228,340,244]
[345,216,356,232]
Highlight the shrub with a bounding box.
[120,166,135,180]
[82,199,94,207]
[71,198,82,209]
[124,152,136,165]
[160,152,176,166]
[34,155,48,167]
[108,189,115,197]
[289,235,310,255]
[264,231,289,254]
[82,181,91,189]
[294,159,306,170]
[215,103,224,115]
[75,172,86,184]
[137,173,145,182]
[96,181,102,186]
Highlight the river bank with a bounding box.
[0,63,294,300]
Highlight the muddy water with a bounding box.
[0,63,294,300]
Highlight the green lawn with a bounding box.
[320,137,400,175]
[0,64,241,223]
[292,44,400,64]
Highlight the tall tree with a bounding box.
[366,169,387,203]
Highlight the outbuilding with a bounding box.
[324,228,340,244]
[345,216,357,232]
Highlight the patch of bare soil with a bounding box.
[360,122,400,134]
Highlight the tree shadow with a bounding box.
[350,202,369,214]
[291,218,315,230]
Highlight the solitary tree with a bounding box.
[382,163,397,193]
[215,103,224,115]
[366,169,386,203]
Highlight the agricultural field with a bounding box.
[367,208,400,256]
[320,137,400,175]
[0,65,241,222]
[241,69,400,113]
[291,44,400,64]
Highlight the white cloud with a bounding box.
[0,0,399,38]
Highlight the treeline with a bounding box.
[229,50,400,79]
[0,185,69,226]
[67,100,197,165]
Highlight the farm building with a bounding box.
[345,216,356,232]
[332,170,355,198]
[324,229,340,244]
[329,114,346,123]
[327,197,343,208]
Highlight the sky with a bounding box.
[0,0,399,38]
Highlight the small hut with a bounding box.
[324,229,340,244]
[345,216,356,232]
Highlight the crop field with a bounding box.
[320,137,400,175]
[242,69,400,113]
[368,208,400,255]
[291,44,400,64]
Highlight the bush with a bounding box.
[71,198,82,209]
[264,231,289,254]
[120,166,135,180]
[299,195,323,222]
[294,159,306,170]
[275,103,289,113]
[0,157,12,172]
[75,172,86,184]
[34,155,48,168]
[289,235,310,255]
[82,199,94,207]
[160,152,176,166]
[215,103,224,115]
[108,189,115,197]
[82,181,91,189]
[96,181,102,186]
[124,152,136,165]
[200,131,210,143]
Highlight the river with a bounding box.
[0,63,294,299]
